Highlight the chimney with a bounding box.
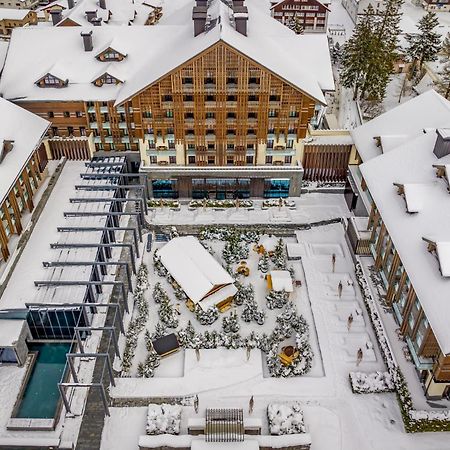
[195,0,207,5]
[99,0,106,9]
[50,9,62,25]
[85,10,97,22]
[233,0,245,6]
[81,30,93,51]
[192,5,207,37]
[434,129,450,159]
[92,17,102,26]
[234,6,248,36]
[68,0,75,9]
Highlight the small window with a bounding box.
[207,155,215,165]
[227,112,236,119]
[183,77,193,84]
[51,126,59,136]
[150,155,157,164]
[246,155,254,165]
[80,127,86,136]
[265,155,273,164]
[67,126,74,135]
[169,156,176,164]
[188,155,196,164]
[48,111,54,118]
[64,111,70,118]
[185,112,194,119]
[284,155,292,164]
[166,110,173,118]
[76,111,83,118]
[206,95,215,102]
[207,143,215,150]
[227,156,234,165]
[184,95,194,101]
[248,95,258,102]
[163,95,173,102]
[206,112,215,119]
[248,112,257,119]
[227,95,236,101]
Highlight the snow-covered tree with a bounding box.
[406,11,441,74]
[222,310,240,333]
[222,233,249,264]
[272,238,287,269]
[258,252,270,273]
[137,349,160,378]
[158,298,179,329]
[234,282,254,306]
[195,305,219,325]
[288,15,304,35]
[438,33,450,99]
[153,282,169,304]
[266,289,289,309]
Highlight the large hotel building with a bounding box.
[0,0,338,199]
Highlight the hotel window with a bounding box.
[246,155,254,165]
[248,112,257,118]
[63,111,70,117]
[185,112,194,119]
[265,155,273,164]
[188,155,196,164]
[227,77,237,84]
[67,126,74,136]
[75,111,83,118]
[184,95,194,101]
[206,95,215,102]
[163,95,173,102]
[169,156,176,164]
[168,139,175,149]
[227,156,234,165]
[287,139,294,148]
[48,111,54,118]
[166,110,173,118]
[187,144,195,150]
[183,77,193,84]
[149,156,157,164]
[285,155,293,164]
[80,127,86,136]
[207,155,215,165]
[206,112,215,119]
[268,110,277,117]
[248,95,258,102]
[227,112,236,118]
[267,139,274,148]
[248,77,259,84]
[227,95,236,101]
[289,110,299,117]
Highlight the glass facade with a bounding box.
[192,178,250,199]
[263,178,290,198]
[27,307,88,340]
[152,179,179,199]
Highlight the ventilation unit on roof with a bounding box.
[422,237,450,277]
[0,140,14,164]
[434,129,450,159]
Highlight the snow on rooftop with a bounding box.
[157,236,234,304]
[436,242,450,278]
[360,129,450,354]
[270,270,293,292]
[0,0,332,105]
[402,183,426,213]
[0,9,31,21]
[351,90,450,162]
[0,319,26,347]
[0,97,49,205]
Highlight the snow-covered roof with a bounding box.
[260,235,279,253]
[0,319,26,347]
[270,270,293,292]
[0,97,50,205]
[436,242,450,278]
[0,40,8,73]
[402,183,426,213]
[0,0,333,104]
[360,129,450,354]
[351,90,450,162]
[0,9,32,21]
[157,236,235,304]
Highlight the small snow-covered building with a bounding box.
[157,236,237,311]
[0,319,31,366]
[267,270,293,293]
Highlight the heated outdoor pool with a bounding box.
[15,343,70,419]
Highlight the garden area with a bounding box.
[118,227,314,380]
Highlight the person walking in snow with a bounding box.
[347,313,354,331]
[338,280,343,298]
[249,395,254,415]
[356,348,363,366]
[331,253,336,272]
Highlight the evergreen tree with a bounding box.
[266,289,289,309]
[341,0,402,101]
[258,252,270,273]
[158,298,179,328]
[222,310,240,333]
[289,15,304,35]
[406,12,441,74]
[195,305,219,325]
[234,282,254,306]
[439,33,450,99]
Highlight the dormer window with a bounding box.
[393,182,424,214]
[93,72,123,87]
[422,237,450,277]
[35,73,68,88]
[96,47,127,62]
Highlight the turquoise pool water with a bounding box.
[16,343,70,419]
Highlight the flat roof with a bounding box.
[0,319,25,347]
[360,129,450,354]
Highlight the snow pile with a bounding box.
[349,371,394,394]
[189,199,253,208]
[146,404,182,435]
[267,402,306,435]
[409,410,450,421]
[148,199,180,208]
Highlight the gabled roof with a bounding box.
[360,129,450,354]
[0,0,333,103]
[270,0,330,12]
[351,90,450,162]
[0,98,50,205]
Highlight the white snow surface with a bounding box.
[269,270,294,293]
[0,97,49,205]
[0,319,26,347]
[436,241,450,278]
[360,129,450,354]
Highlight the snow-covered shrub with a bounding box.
[146,404,182,435]
[267,402,306,435]
[266,289,289,309]
[258,252,270,273]
[349,371,394,394]
[222,236,249,264]
[195,305,219,325]
[271,238,287,270]
[234,282,254,306]
[222,310,240,333]
[137,350,160,378]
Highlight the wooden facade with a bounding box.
[271,0,329,33]
[0,149,46,262]
[367,202,450,394]
[0,10,37,36]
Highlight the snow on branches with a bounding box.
[267,402,307,435]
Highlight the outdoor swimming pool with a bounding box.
[15,342,70,419]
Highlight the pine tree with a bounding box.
[234,282,254,306]
[195,305,219,325]
[222,310,240,333]
[266,289,289,309]
[241,297,257,322]
[438,33,450,99]
[289,15,304,35]
[406,12,441,74]
[258,252,269,273]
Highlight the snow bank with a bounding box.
[267,402,306,435]
[139,434,192,448]
[257,433,312,447]
[146,404,182,435]
[409,410,450,422]
[349,371,394,394]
